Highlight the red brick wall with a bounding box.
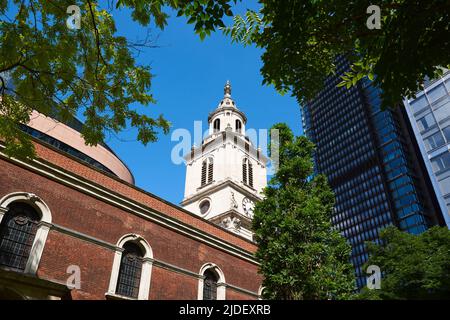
[149,268,199,300]
[0,150,262,300]
[38,231,114,300]
[32,142,257,252]
[226,289,256,300]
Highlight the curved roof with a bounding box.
[26,111,134,184]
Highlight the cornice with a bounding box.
[184,131,269,165]
[208,106,247,124]
[181,179,262,207]
[0,149,259,265]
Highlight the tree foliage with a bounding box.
[357,226,450,300]
[0,0,237,158]
[253,123,355,300]
[222,1,450,106]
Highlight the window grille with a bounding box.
[116,242,144,298]
[0,202,40,272]
[248,161,253,188]
[208,159,214,183]
[243,159,247,184]
[201,160,207,186]
[201,158,213,186]
[203,269,218,300]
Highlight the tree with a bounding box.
[0,0,237,158]
[222,1,450,108]
[253,123,355,300]
[357,226,450,300]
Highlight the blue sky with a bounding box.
[104,2,303,204]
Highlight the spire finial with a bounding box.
[224,80,232,97]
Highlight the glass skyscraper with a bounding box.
[403,71,450,228]
[301,56,445,289]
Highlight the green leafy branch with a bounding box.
[221,9,264,46]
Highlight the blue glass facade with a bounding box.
[302,56,443,289]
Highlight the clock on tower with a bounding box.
[242,198,255,218]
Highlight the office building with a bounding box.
[403,71,450,228]
[301,56,445,288]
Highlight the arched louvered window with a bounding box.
[248,161,253,187]
[235,120,242,133]
[203,269,219,300]
[201,160,207,186]
[0,202,40,272]
[208,159,214,183]
[242,158,247,184]
[213,119,220,133]
[242,158,254,188]
[115,242,144,299]
[201,158,214,187]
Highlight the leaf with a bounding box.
[199,30,206,41]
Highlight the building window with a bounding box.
[424,132,445,151]
[235,120,242,133]
[107,234,153,300]
[431,152,450,173]
[433,97,450,123]
[115,242,144,299]
[201,158,214,187]
[427,83,447,104]
[410,95,429,114]
[445,78,450,91]
[198,263,226,300]
[203,269,218,300]
[242,158,253,188]
[438,176,450,196]
[0,192,52,275]
[199,199,211,215]
[417,113,436,132]
[213,119,220,133]
[0,203,39,272]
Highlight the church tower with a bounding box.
[181,81,268,240]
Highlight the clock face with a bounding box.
[242,198,255,217]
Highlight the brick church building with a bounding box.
[0,83,264,300]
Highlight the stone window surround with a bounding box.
[106,234,153,300]
[197,262,226,300]
[0,192,52,275]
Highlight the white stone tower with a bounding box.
[181,81,268,240]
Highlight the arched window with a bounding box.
[198,263,226,300]
[0,203,40,272]
[235,120,242,133]
[199,199,211,215]
[203,269,219,300]
[201,158,214,187]
[242,158,253,188]
[258,286,265,300]
[107,234,153,300]
[0,192,52,275]
[213,119,220,133]
[115,242,144,298]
